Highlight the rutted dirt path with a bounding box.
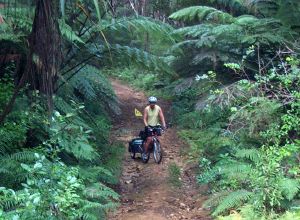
[109,79,211,220]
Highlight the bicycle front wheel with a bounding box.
[153,140,162,164]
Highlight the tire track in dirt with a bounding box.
[109,79,211,220]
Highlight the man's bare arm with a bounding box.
[159,109,166,128]
[143,108,148,126]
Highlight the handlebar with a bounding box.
[145,125,165,136]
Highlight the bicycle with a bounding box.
[141,125,164,164]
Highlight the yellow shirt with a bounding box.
[146,105,161,126]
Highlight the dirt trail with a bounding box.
[109,79,211,220]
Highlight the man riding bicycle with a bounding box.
[143,96,166,160]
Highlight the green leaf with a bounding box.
[93,0,101,24]
[20,163,30,172]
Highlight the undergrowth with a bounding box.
[168,162,182,188]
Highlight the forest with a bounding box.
[0,0,300,219]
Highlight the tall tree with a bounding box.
[0,0,61,123]
[28,0,62,111]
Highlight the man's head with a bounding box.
[148,96,157,108]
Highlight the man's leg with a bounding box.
[143,137,152,153]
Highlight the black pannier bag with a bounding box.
[154,127,162,136]
[144,126,162,137]
[139,130,147,140]
[128,138,143,153]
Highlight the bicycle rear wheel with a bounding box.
[153,140,162,164]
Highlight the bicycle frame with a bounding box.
[143,126,163,163]
[146,126,162,149]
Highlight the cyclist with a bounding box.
[142,96,166,159]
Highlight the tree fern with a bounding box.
[61,65,121,115]
[102,16,175,43]
[169,6,235,23]
[173,24,215,38]
[112,44,174,75]
[168,4,293,76]
[173,16,284,43]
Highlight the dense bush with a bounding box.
[177,53,300,219]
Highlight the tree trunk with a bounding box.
[28,0,62,112]
[0,0,62,124]
[139,0,146,16]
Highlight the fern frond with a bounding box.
[8,151,37,162]
[83,183,119,201]
[279,178,300,201]
[59,19,85,44]
[112,44,173,74]
[0,168,9,174]
[78,166,113,183]
[0,197,20,211]
[102,17,175,43]
[235,148,260,163]
[219,162,252,177]
[192,51,217,64]
[213,190,253,216]
[169,6,235,24]
[173,24,215,38]
[203,191,230,209]
[61,65,121,115]
[63,137,98,161]
[79,197,118,210]
[68,70,97,100]
[54,97,75,115]
[80,213,98,220]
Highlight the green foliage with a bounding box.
[0,73,14,110]
[102,17,175,43]
[235,148,260,163]
[190,54,300,218]
[169,6,235,23]
[179,126,234,162]
[168,2,297,77]
[103,67,169,94]
[228,98,282,139]
[0,153,119,219]
[111,44,174,74]
[59,19,85,44]
[62,65,120,115]
[46,107,97,161]
[209,190,253,216]
[168,162,182,188]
